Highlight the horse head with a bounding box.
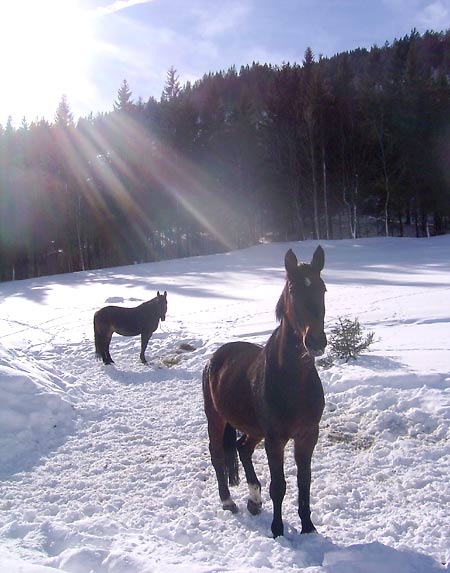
[280,246,327,357]
[157,290,168,321]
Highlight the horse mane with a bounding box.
[275,285,287,322]
[275,263,309,323]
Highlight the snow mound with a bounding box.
[0,344,75,476]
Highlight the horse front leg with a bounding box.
[294,427,319,534]
[237,435,262,515]
[140,332,151,364]
[265,436,288,537]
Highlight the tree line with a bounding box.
[1,29,449,281]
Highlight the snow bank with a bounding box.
[0,344,75,476]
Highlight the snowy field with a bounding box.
[0,236,449,573]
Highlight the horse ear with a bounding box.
[157,291,161,297]
[285,249,298,275]
[311,245,325,272]
[163,290,167,298]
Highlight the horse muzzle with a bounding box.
[305,331,327,357]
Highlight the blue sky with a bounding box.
[1,0,449,126]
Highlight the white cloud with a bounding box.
[94,0,156,17]
[382,0,450,30]
[191,0,253,39]
[415,1,450,29]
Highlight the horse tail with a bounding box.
[202,361,211,398]
[223,423,240,487]
[93,313,103,360]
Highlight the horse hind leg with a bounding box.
[94,315,114,365]
[203,365,238,513]
[104,330,115,364]
[100,331,114,365]
[208,423,239,514]
[237,435,262,515]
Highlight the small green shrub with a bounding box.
[327,317,375,362]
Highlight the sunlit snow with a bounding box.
[0,236,448,572]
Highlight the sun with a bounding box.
[0,0,98,124]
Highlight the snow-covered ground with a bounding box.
[0,236,449,573]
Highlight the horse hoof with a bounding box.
[222,500,238,514]
[271,523,284,538]
[247,499,262,515]
[301,525,317,534]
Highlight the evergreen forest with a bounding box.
[1,30,449,281]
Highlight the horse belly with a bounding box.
[217,380,264,439]
[114,326,141,337]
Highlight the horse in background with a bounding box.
[203,247,327,537]
[94,291,167,365]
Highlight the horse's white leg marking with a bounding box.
[248,483,261,505]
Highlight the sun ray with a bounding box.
[85,112,236,251]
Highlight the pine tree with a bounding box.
[54,95,74,127]
[302,46,321,239]
[303,46,314,70]
[161,67,181,101]
[114,79,133,112]
[328,317,375,361]
[5,116,14,135]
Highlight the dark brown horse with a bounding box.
[203,247,326,537]
[94,291,167,365]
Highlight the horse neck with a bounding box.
[141,298,159,318]
[271,286,313,372]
